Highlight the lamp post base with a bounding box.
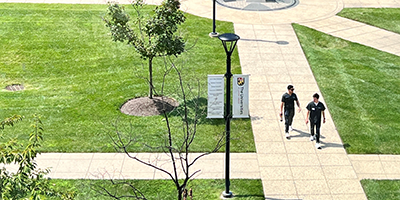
[221,191,233,198]
[209,32,219,37]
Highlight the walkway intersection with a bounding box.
[235,23,365,199]
[1,0,400,199]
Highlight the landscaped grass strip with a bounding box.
[361,179,400,200]
[47,179,265,199]
[0,3,254,153]
[293,23,400,154]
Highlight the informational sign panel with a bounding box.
[233,74,250,118]
[207,75,225,118]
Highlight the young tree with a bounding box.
[0,115,75,200]
[103,0,186,99]
[94,60,225,200]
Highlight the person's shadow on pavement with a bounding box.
[290,129,326,140]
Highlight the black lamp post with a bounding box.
[218,33,240,198]
[209,0,219,37]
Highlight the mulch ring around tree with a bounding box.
[120,96,179,116]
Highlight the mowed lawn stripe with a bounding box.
[361,180,400,200]
[338,8,400,35]
[293,23,400,154]
[0,3,254,153]
[48,179,265,199]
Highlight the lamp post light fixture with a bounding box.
[218,33,240,198]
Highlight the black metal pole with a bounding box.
[209,0,218,37]
[224,51,232,197]
[218,33,239,198]
[213,0,216,33]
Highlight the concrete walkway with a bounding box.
[2,153,260,180]
[349,155,400,180]
[235,23,366,200]
[5,153,400,181]
[301,16,400,56]
[342,0,400,8]
[2,0,400,199]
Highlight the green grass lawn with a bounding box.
[293,24,400,154]
[47,179,264,199]
[338,8,400,34]
[361,179,400,200]
[0,3,254,153]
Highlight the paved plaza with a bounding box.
[1,0,400,199]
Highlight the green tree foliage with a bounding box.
[0,115,75,200]
[103,0,186,99]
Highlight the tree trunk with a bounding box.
[178,188,182,200]
[149,57,153,99]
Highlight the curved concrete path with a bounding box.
[2,0,400,199]
[180,0,344,25]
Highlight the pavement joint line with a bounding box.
[86,153,95,179]
[327,24,374,34]
[1,0,400,199]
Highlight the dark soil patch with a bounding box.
[120,96,179,116]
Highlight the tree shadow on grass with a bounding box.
[169,97,228,125]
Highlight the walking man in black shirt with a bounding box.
[306,93,326,149]
[280,85,301,140]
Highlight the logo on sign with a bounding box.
[237,77,245,87]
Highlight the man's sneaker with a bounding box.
[289,126,293,132]
[310,135,315,141]
[315,143,322,149]
[285,132,291,140]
